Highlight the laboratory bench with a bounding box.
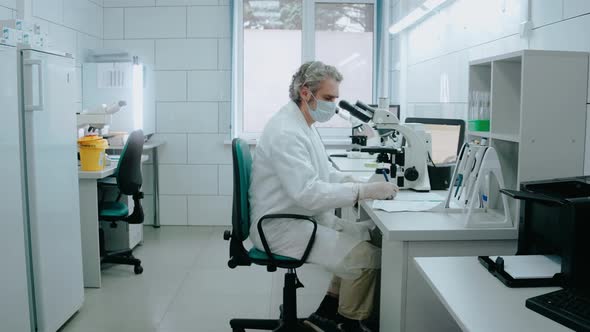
[330,151,518,332]
[357,201,517,332]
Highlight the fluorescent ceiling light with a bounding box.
[388,0,453,35]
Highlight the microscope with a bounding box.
[76,100,127,137]
[338,100,431,192]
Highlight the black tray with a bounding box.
[478,256,563,288]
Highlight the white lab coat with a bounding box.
[249,101,379,279]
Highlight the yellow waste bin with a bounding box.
[78,135,109,171]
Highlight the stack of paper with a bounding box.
[372,200,441,212]
[489,255,561,279]
[372,192,445,212]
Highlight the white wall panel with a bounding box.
[103,7,123,39]
[104,0,155,7]
[155,39,217,70]
[187,71,231,102]
[64,0,102,37]
[218,164,233,196]
[530,14,590,52]
[153,133,188,164]
[187,6,230,38]
[160,165,218,195]
[188,196,232,226]
[531,0,563,28]
[33,0,63,24]
[187,134,231,165]
[564,0,590,19]
[156,71,187,102]
[156,102,218,133]
[160,195,188,225]
[125,7,186,39]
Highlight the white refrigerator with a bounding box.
[0,43,84,331]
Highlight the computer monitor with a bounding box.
[405,118,465,164]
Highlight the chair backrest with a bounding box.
[232,138,253,241]
[116,130,145,195]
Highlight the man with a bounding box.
[249,61,398,332]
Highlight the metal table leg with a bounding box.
[152,148,160,228]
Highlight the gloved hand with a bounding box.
[358,182,399,200]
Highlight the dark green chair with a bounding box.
[223,138,318,332]
[99,130,145,275]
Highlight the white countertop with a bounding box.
[361,190,518,241]
[330,156,376,173]
[414,256,569,332]
[108,139,166,150]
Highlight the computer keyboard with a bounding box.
[526,289,590,331]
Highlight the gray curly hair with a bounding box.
[289,61,343,105]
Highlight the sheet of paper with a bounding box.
[372,200,441,212]
[394,191,446,202]
[489,255,561,279]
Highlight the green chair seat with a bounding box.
[248,248,297,262]
[99,201,129,218]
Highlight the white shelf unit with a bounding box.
[468,50,589,222]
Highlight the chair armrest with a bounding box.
[257,214,317,267]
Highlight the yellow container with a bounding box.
[78,135,109,171]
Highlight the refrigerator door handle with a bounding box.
[24,59,44,112]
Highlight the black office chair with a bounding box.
[99,130,145,275]
[223,138,318,332]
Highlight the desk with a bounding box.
[78,156,148,288]
[108,139,165,228]
[359,202,518,332]
[414,257,570,332]
[332,154,519,331]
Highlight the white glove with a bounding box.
[358,182,399,200]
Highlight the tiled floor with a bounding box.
[59,226,332,332]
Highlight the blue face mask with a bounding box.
[307,94,337,123]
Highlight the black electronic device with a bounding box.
[404,118,465,190]
[526,289,590,332]
[338,100,372,123]
[355,101,377,114]
[500,176,590,330]
[427,163,453,190]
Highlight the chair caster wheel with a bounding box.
[134,265,143,274]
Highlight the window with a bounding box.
[235,0,376,140]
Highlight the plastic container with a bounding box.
[468,119,490,132]
[78,135,109,171]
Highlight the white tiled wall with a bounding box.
[124,7,186,39]
[0,4,15,19]
[0,0,16,10]
[187,195,232,226]
[155,71,187,101]
[156,102,219,133]
[155,39,217,70]
[187,71,231,101]
[159,195,188,226]
[395,0,590,175]
[564,0,590,19]
[103,3,233,225]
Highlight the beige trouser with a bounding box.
[328,242,380,321]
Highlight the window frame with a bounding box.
[233,0,378,142]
